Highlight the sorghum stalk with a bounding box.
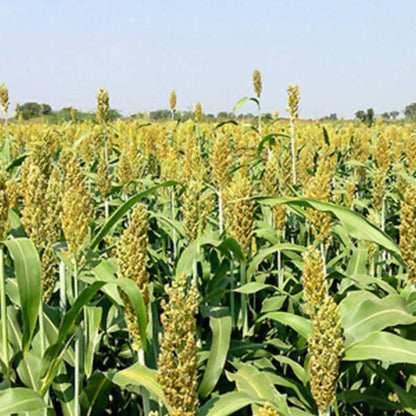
[253,68,262,141]
[399,185,416,284]
[170,90,177,119]
[157,273,199,416]
[0,83,9,144]
[286,83,300,185]
[0,247,7,373]
[118,204,150,351]
[302,247,344,415]
[61,153,93,416]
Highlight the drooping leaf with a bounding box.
[199,307,232,398]
[4,238,41,356]
[110,362,171,413]
[198,391,257,416]
[344,331,416,364]
[90,181,178,249]
[340,294,416,347]
[0,388,47,415]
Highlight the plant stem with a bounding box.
[290,118,297,186]
[171,189,176,257]
[73,259,80,416]
[241,263,248,336]
[218,188,223,234]
[59,260,66,313]
[104,199,109,219]
[0,248,8,374]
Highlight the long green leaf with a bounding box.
[198,391,257,416]
[257,197,402,260]
[90,181,177,249]
[110,362,171,413]
[4,238,41,356]
[0,388,46,415]
[41,281,106,392]
[199,307,232,398]
[227,362,291,415]
[340,294,416,347]
[260,312,312,338]
[344,331,416,364]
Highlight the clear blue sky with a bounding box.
[1,1,415,118]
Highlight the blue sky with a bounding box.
[0,1,415,118]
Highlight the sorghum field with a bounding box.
[0,76,416,416]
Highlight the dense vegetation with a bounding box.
[0,78,416,416]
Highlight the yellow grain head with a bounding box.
[96,87,109,123]
[296,144,314,189]
[405,134,416,173]
[305,146,336,241]
[157,273,199,415]
[259,402,280,416]
[308,297,344,414]
[273,109,279,120]
[0,83,9,114]
[62,152,93,258]
[223,171,254,255]
[6,177,19,210]
[118,204,149,350]
[302,246,327,318]
[195,101,202,122]
[40,167,63,302]
[180,179,212,242]
[344,175,356,209]
[253,68,262,98]
[70,107,77,122]
[21,163,47,249]
[371,168,387,213]
[278,147,293,194]
[399,185,416,283]
[169,90,177,111]
[286,83,300,120]
[373,133,390,173]
[211,132,232,189]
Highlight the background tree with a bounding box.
[390,110,400,119]
[405,103,416,119]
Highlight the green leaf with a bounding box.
[234,282,275,294]
[110,362,171,413]
[116,278,148,351]
[344,331,416,364]
[80,371,112,416]
[256,196,402,260]
[199,307,232,398]
[41,281,106,394]
[340,294,416,347]
[90,181,178,249]
[4,238,41,356]
[0,388,46,415]
[232,97,250,115]
[84,306,103,377]
[228,362,291,415]
[260,312,312,338]
[198,392,257,416]
[247,244,305,280]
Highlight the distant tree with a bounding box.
[355,108,374,126]
[18,102,42,119]
[405,103,416,119]
[320,113,338,121]
[149,109,171,121]
[390,111,400,120]
[355,110,366,123]
[217,111,234,119]
[381,112,391,119]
